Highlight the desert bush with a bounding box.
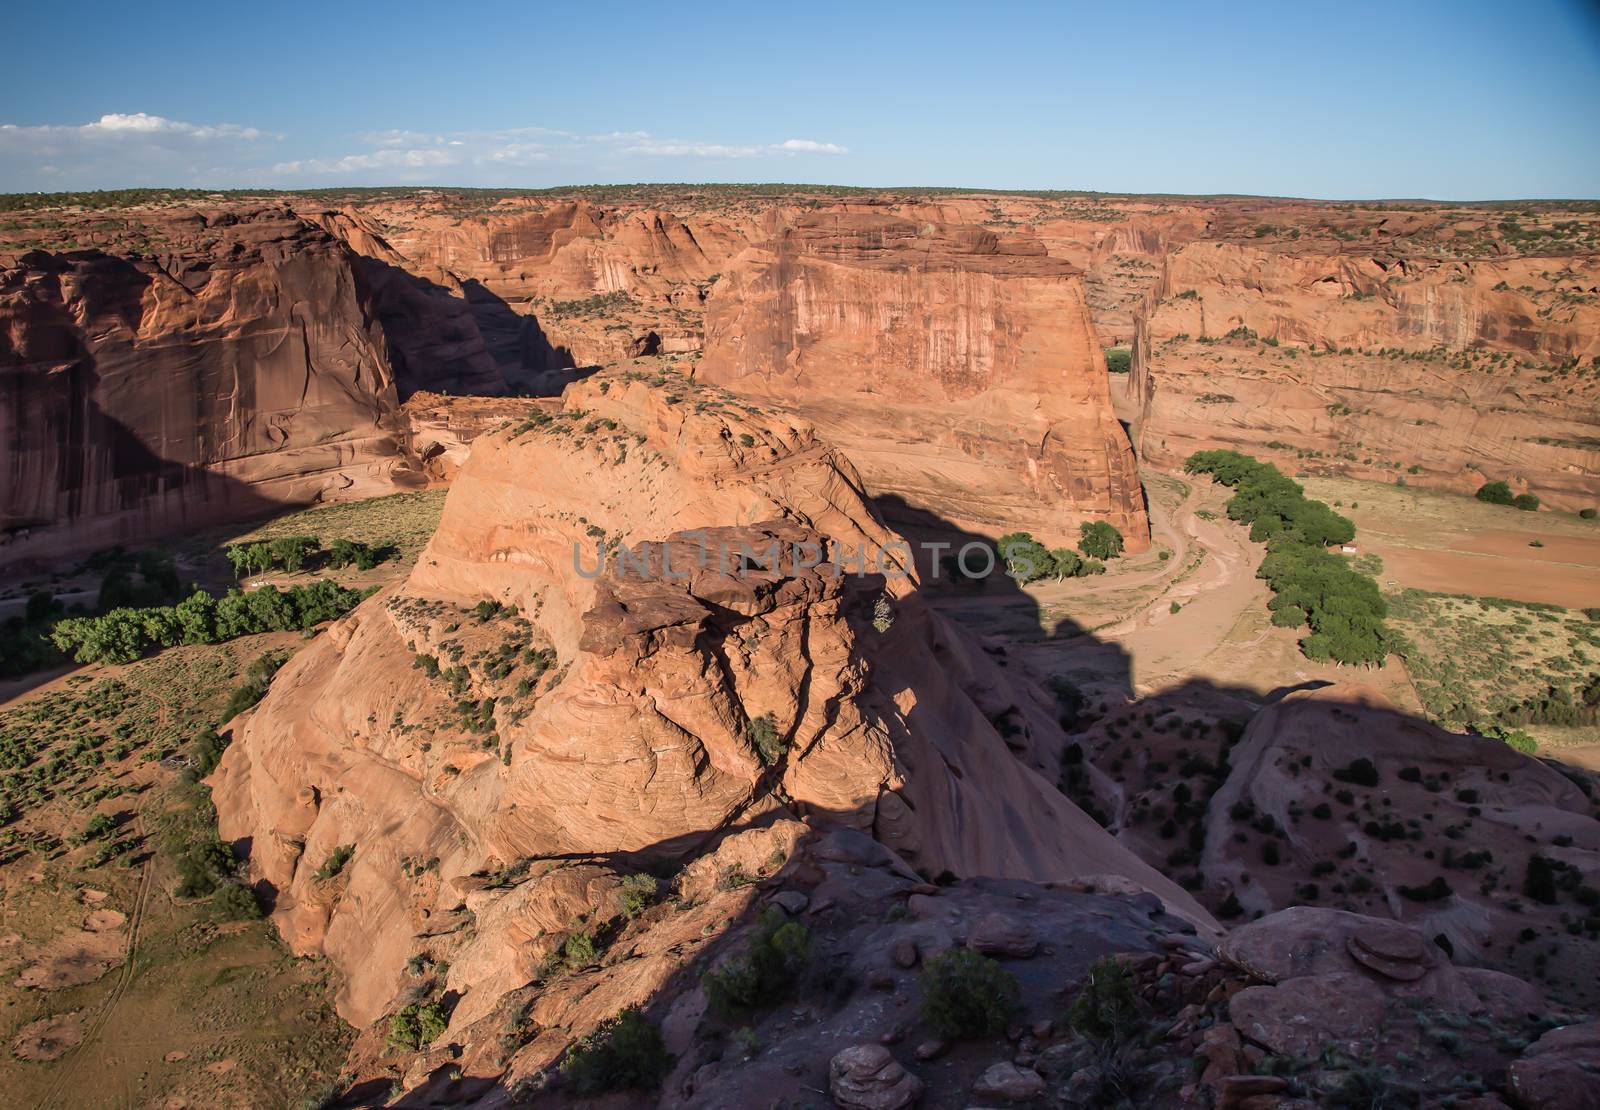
[176,836,236,898]
[917,948,1021,1039]
[1513,493,1541,512]
[1103,347,1132,373]
[1476,481,1514,505]
[316,844,355,880]
[747,713,785,766]
[562,1007,672,1095]
[619,873,659,918]
[1067,956,1142,1046]
[212,881,263,919]
[702,907,810,1018]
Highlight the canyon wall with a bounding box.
[698,211,1151,548]
[1129,239,1600,508]
[0,208,437,563]
[211,367,1204,1028]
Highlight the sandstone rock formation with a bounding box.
[700,210,1150,548]
[211,366,1204,1035]
[0,208,433,563]
[1129,238,1600,509]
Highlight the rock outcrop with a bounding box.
[700,210,1150,548]
[1203,684,1600,1010]
[0,208,433,563]
[211,365,1203,1032]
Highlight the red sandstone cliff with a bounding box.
[0,208,436,562]
[1129,239,1600,507]
[698,211,1151,548]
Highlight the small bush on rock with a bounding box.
[562,1007,672,1096]
[702,907,810,1018]
[917,948,1021,1039]
[1067,956,1142,1046]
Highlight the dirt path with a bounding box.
[32,812,154,1110]
[1102,481,1268,688]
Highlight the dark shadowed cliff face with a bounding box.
[0,208,452,562]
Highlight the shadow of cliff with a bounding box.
[342,249,584,399]
[1,256,283,571]
[289,494,1600,1107]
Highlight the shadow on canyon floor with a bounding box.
[303,496,1600,1107]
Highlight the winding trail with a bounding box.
[1017,472,1273,694]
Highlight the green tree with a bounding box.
[1078,521,1125,560]
[1476,481,1514,505]
[702,908,810,1018]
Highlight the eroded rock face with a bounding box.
[1130,240,1600,509]
[211,366,1205,1029]
[0,208,434,563]
[700,211,1150,548]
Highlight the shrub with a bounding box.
[220,650,290,723]
[1103,347,1132,374]
[917,948,1021,1039]
[176,837,235,898]
[316,844,355,881]
[387,1000,448,1050]
[562,1007,672,1096]
[1524,855,1559,904]
[1398,876,1453,902]
[1333,758,1380,787]
[702,908,810,1018]
[1066,957,1142,1046]
[1581,508,1597,520]
[747,713,785,766]
[212,881,263,920]
[619,873,659,918]
[1513,493,1541,512]
[1475,481,1514,506]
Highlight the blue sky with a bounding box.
[3,0,1598,198]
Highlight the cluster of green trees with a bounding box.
[1475,481,1540,512]
[225,535,385,576]
[997,521,1124,584]
[1185,450,1396,665]
[50,581,366,665]
[3,547,188,677]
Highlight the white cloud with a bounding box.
[272,148,458,175]
[82,112,271,140]
[778,138,848,155]
[0,114,849,190]
[0,112,280,189]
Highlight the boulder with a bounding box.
[969,913,1039,958]
[1507,1022,1600,1110]
[828,1044,925,1109]
[972,1061,1047,1103]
